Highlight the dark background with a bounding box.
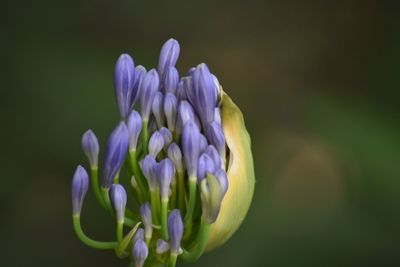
[1,0,400,266]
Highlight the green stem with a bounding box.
[161,199,169,240]
[183,178,197,236]
[129,150,149,201]
[142,120,149,155]
[177,170,185,212]
[101,187,112,212]
[90,168,105,208]
[116,221,124,242]
[150,189,160,225]
[168,253,178,267]
[72,215,117,249]
[180,217,211,262]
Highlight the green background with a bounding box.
[1,0,400,266]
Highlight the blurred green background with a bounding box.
[1,0,400,266]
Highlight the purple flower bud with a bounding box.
[163,67,179,94]
[206,121,226,158]
[187,67,196,76]
[141,155,159,190]
[140,202,153,241]
[101,122,129,188]
[133,65,147,100]
[164,93,178,131]
[159,127,173,148]
[71,165,89,215]
[205,145,222,170]
[133,228,145,243]
[215,169,229,195]
[127,110,142,151]
[167,143,183,172]
[188,63,217,128]
[167,209,183,254]
[133,239,148,267]
[140,69,160,121]
[199,133,208,154]
[109,184,127,222]
[148,131,164,158]
[158,159,175,200]
[176,80,187,101]
[156,239,170,254]
[182,121,201,178]
[197,153,216,182]
[152,92,165,128]
[158,39,180,79]
[114,54,136,119]
[178,100,199,127]
[182,77,193,104]
[81,129,99,168]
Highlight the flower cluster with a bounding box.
[71,39,252,267]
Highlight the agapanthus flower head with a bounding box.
[81,129,99,168]
[71,165,89,215]
[114,53,136,119]
[101,122,129,188]
[71,38,255,267]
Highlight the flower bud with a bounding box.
[141,155,159,191]
[133,228,145,243]
[178,100,200,128]
[133,239,148,267]
[127,110,142,151]
[197,153,215,182]
[140,69,160,121]
[199,133,208,154]
[205,145,222,170]
[156,239,170,254]
[164,93,178,132]
[214,107,222,125]
[167,143,183,172]
[158,159,174,200]
[159,127,173,148]
[101,122,129,188]
[133,65,147,100]
[81,129,99,168]
[188,63,217,128]
[158,39,180,79]
[109,184,127,223]
[152,92,165,128]
[200,174,224,224]
[176,80,187,101]
[182,121,201,179]
[139,203,153,242]
[71,165,89,215]
[167,209,183,255]
[148,131,164,158]
[206,121,226,158]
[163,66,179,94]
[114,54,135,119]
